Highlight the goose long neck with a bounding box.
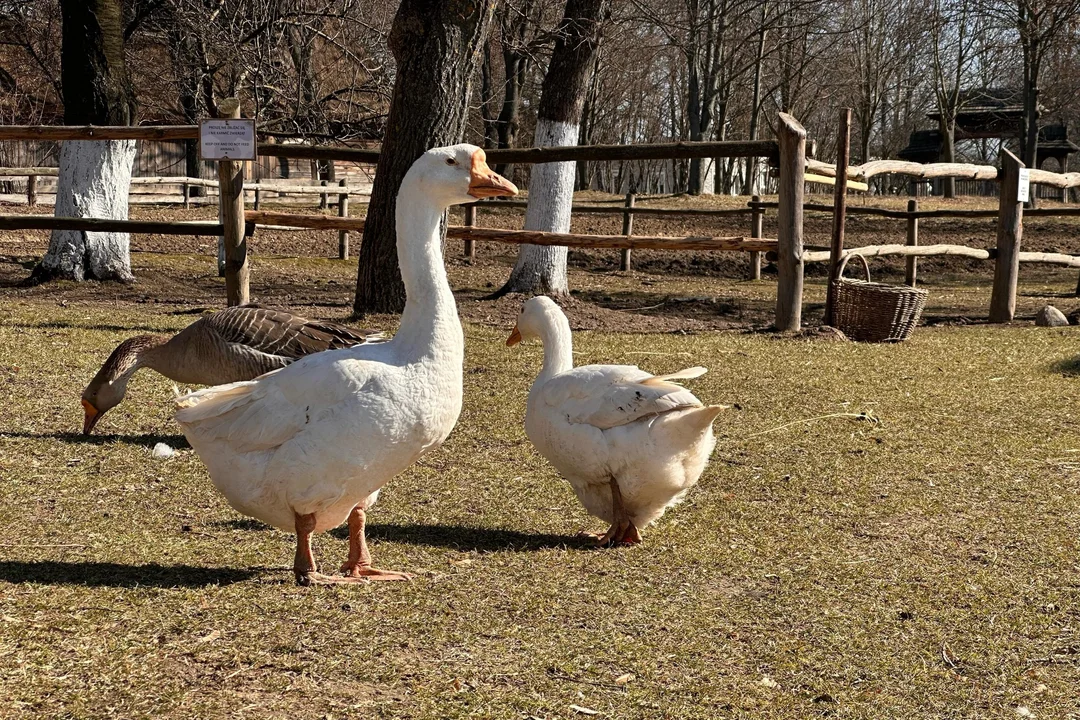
[104,335,169,379]
[538,312,574,382]
[390,175,461,358]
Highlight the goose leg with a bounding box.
[293,511,321,585]
[593,477,641,547]
[339,505,412,582]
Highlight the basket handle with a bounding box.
[836,252,871,282]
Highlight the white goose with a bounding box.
[508,296,724,545]
[174,145,517,585]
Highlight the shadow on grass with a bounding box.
[209,518,273,531]
[1052,357,1080,376]
[12,320,178,334]
[0,561,256,588]
[341,523,585,552]
[0,431,190,449]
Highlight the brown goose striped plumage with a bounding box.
[81,305,382,434]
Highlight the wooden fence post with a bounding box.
[990,149,1024,322]
[748,194,762,280]
[254,187,261,210]
[26,174,36,206]
[182,181,191,209]
[775,112,806,331]
[620,192,635,271]
[319,179,328,209]
[824,108,851,327]
[905,199,919,286]
[216,98,249,306]
[464,204,476,261]
[338,179,349,259]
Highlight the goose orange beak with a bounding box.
[506,326,522,346]
[82,399,101,435]
[469,149,518,198]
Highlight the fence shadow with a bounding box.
[1,430,190,449]
[9,320,177,334]
[339,522,585,553]
[0,560,256,588]
[1052,357,1080,376]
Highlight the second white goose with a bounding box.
[507,296,724,546]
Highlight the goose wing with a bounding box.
[540,365,707,430]
[202,305,382,360]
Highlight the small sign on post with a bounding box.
[199,118,257,161]
[1017,168,1031,203]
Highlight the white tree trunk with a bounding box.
[37,139,136,282]
[500,119,579,295]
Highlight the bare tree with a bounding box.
[353,0,497,315]
[31,0,137,284]
[492,0,608,298]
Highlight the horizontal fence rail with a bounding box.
[0,214,224,235]
[0,126,200,141]
[801,243,1080,268]
[0,126,780,165]
[242,210,777,252]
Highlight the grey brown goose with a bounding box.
[81,305,382,434]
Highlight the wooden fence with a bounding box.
[9,114,1080,329]
[0,118,800,325]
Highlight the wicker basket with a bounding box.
[831,253,928,343]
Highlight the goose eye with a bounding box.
[446,158,457,166]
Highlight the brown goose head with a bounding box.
[82,335,166,435]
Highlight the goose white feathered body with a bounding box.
[514,297,722,534]
[526,365,717,528]
[171,146,502,550]
[174,336,462,532]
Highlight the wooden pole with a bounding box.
[749,194,762,280]
[775,113,806,331]
[338,179,349,260]
[253,187,261,210]
[990,149,1024,322]
[182,181,190,209]
[26,174,36,206]
[620,192,635,271]
[824,108,851,326]
[319,179,328,209]
[216,98,249,306]
[463,204,476,261]
[905,199,919,286]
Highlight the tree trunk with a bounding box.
[34,140,137,282]
[493,0,607,298]
[353,0,496,315]
[498,120,579,296]
[32,0,136,284]
[742,1,768,195]
[940,116,956,198]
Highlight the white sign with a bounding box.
[199,119,256,161]
[1017,168,1031,202]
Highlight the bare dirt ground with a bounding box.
[2,192,1079,333]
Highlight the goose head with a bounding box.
[506,295,562,346]
[409,144,518,207]
[81,335,161,434]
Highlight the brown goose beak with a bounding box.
[82,399,101,435]
[506,326,522,346]
[468,149,518,198]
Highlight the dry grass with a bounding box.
[2,290,1080,719]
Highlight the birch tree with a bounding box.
[31,0,136,283]
[493,0,608,298]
